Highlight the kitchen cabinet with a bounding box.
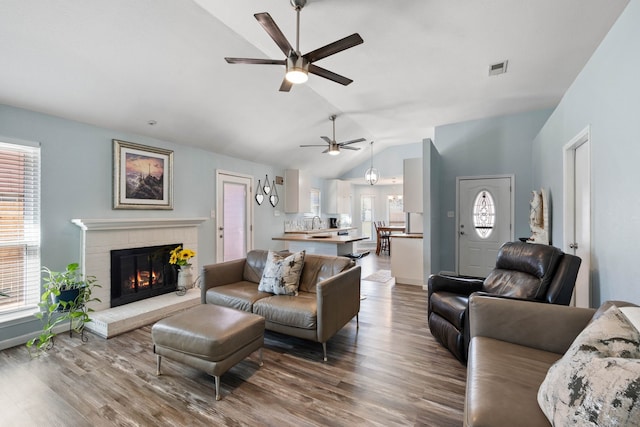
[390,234,424,285]
[325,179,351,214]
[403,158,423,213]
[284,169,311,213]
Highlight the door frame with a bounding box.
[563,125,591,306]
[455,174,515,275]
[215,170,254,263]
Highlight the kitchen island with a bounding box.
[272,233,367,256]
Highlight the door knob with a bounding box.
[569,243,578,249]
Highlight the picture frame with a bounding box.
[113,139,173,210]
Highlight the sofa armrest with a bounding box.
[200,258,246,304]
[316,266,361,343]
[469,294,595,354]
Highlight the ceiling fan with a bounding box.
[224,0,363,92]
[300,115,366,156]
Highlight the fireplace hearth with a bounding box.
[110,243,180,307]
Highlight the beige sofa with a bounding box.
[465,295,638,426]
[201,250,361,361]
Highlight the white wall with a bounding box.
[532,1,639,305]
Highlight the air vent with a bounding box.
[489,60,508,76]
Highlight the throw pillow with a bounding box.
[258,250,305,296]
[537,305,640,427]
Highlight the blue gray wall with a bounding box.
[0,104,285,344]
[433,109,554,272]
[531,0,639,305]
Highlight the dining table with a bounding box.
[376,225,406,255]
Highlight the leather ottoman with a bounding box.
[151,304,265,400]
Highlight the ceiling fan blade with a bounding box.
[320,136,332,144]
[254,13,294,56]
[225,57,285,65]
[341,146,361,151]
[279,78,293,92]
[300,144,329,147]
[309,64,353,86]
[339,138,367,146]
[304,33,364,63]
[322,148,330,154]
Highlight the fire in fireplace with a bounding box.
[110,243,180,307]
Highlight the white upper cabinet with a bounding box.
[284,169,311,213]
[325,179,351,214]
[403,158,423,213]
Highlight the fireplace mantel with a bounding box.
[71,217,208,231]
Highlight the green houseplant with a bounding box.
[27,263,101,355]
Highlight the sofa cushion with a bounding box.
[537,305,640,426]
[205,281,271,312]
[252,292,317,330]
[243,250,270,283]
[483,242,562,300]
[298,254,353,293]
[466,336,562,427]
[258,250,305,295]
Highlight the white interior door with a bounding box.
[564,128,591,308]
[216,171,253,263]
[457,176,514,277]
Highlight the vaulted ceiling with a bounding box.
[0,0,629,178]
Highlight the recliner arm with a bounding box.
[428,274,484,297]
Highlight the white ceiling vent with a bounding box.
[488,60,508,76]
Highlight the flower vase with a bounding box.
[177,264,193,295]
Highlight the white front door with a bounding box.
[564,127,591,308]
[457,176,513,277]
[216,171,253,263]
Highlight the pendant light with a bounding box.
[269,180,279,207]
[364,141,379,185]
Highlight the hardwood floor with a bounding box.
[0,254,466,426]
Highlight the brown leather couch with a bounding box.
[201,250,361,361]
[464,295,637,426]
[428,242,581,363]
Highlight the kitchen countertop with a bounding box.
[390,233,424,239]
[283,227,356,234]
[273,234,366,244]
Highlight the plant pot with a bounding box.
[52,288,80,312]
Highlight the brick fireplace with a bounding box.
[71,218,207,338]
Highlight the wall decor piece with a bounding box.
[269,180,279,207]
[113,139,173,210]
[255,179,265,205]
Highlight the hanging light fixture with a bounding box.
[364,141,379,185]
[255,179,265,205]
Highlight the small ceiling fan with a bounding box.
[225,0,363,92]
[300,115,366,156]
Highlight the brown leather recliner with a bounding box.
[427,241,581,363]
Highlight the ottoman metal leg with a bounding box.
[258,348,264,367]
[156,355,162,376]
[214,375,221,401]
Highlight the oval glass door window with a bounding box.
[473,190,495,238]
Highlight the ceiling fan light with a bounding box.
[328,145,340,155]
[286,56,309,84]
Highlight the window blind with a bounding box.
[0,140,41,315]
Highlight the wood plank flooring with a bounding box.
[0,254,466,426]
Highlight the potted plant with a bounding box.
[26,262,101,356]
